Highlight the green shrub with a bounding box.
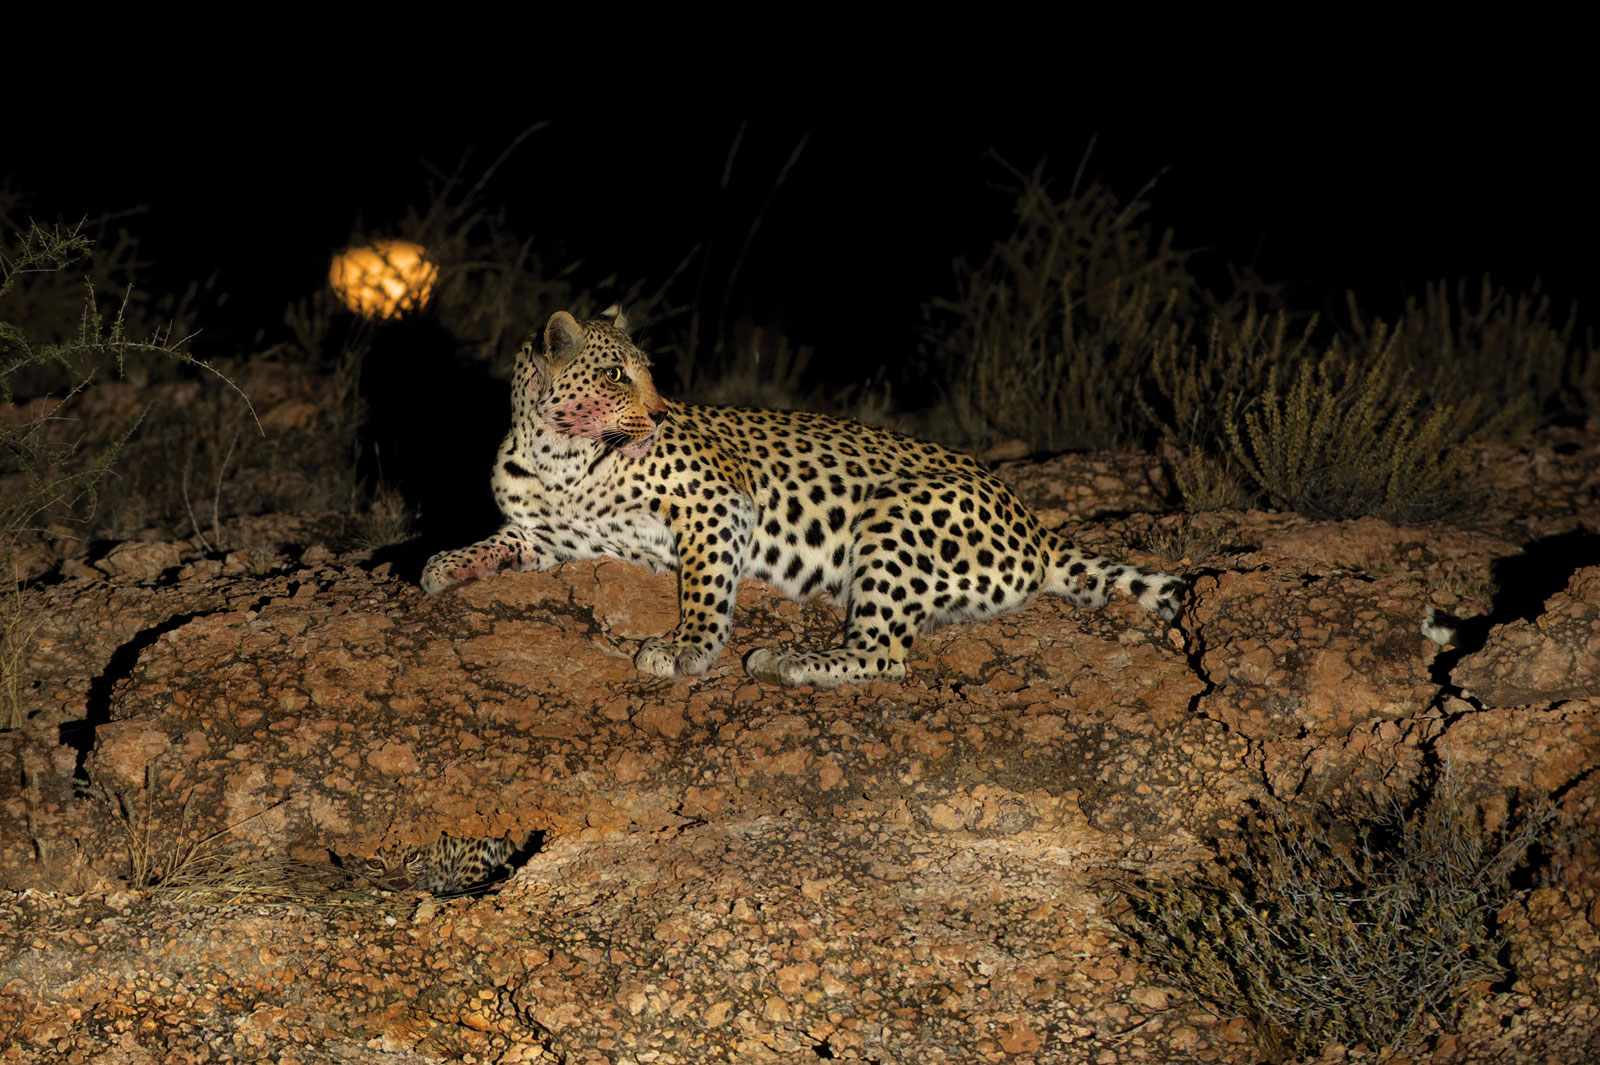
[1122,776,1551,1061]
[1143,305,1490,522]
[924,156,1200,453]
[1222,328,1484,523]
[930,158,1586,515]
[1164,445,1250,512]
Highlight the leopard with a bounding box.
[348,834,520,896]
[421,308,1185,688]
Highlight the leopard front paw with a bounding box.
[745,647,904,688]
[421,551,489,595]
[635,636,719,678]
[745,648,801,685]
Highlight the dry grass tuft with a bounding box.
[1121,768,1555,1061]
[0,568,43,729]
[155,853,408,911]
[97,768,401,910]
[1350,275,1595,431]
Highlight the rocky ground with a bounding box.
[2,430,1598,1064]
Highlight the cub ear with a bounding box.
[601,303,631,336]
[545,311,586,363]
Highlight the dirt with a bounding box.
[2,428,1597,1064]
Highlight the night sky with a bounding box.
[6,113,1593,380]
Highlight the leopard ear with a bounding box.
[545,311,586,365]
[601,303,631,336]
[516,335,555,396]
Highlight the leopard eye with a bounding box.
[604,367,628,384]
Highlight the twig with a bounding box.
[180,450,213,554]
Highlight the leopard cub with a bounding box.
[347,833,522,896]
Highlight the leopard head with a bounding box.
[350,846,427,891]
[515,308,669,458]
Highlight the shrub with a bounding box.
[1,212,255,726]
[1143,309,1307,457]
[1222,327,1484,523]
[1122,774,1552,1061]
[924,155,1200,453]
[1142,309,1315,511]
[1349,276,1595,431]
[0,213,246,553]
[1143,306,1489,522]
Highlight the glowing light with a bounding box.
[329,240,439,319]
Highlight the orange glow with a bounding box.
[329,240,439,319]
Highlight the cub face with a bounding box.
[525,310,668,458]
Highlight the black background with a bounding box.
[7,113,1592,380]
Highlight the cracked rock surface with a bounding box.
[3,432,1599,1064]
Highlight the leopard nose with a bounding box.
[649,409,668,425]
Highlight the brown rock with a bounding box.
[1437,698,1600,793]
[1184,524,1455,803]
[95,540,183,583]
[1456,566,1600,706]
[90,721,173,789]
